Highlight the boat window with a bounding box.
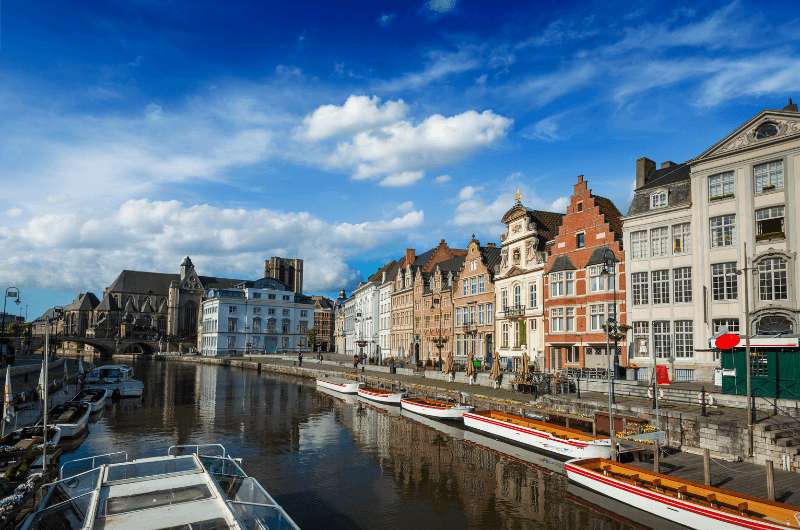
[200,456,247,478]
[105,484,212,515]
[106,455,199,482]
[24,491,96,529]
[155,519,231,530]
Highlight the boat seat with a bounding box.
[706,493,718,508]
[676,485,687,500]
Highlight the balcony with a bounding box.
[503,304,526,318]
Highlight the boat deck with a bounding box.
[471,410,601,442]
[403,398,458,409]
[576,458,800,527]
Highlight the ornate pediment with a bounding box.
[181,270,203,291]
[696,111,800,162]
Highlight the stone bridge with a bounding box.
[21,335,161,356]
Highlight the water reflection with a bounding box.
[62,359,651,529]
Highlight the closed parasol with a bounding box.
[518,352,529,381]
[465,352,475,378]
[490,353,502,381]
[443,349,454,375]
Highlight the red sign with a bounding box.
[715,333,741,350]
[655,365,670,386]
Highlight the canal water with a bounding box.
[63,359,660,530]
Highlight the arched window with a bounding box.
[252,317,262,333]
[514,285,522,308]
[758,257,788,301]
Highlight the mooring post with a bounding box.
[653,440,660,473]
[767,460,775,501]
[703,448,711,486]
[701,386,707,417]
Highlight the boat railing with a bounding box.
[168,443,227,458]
[22,467,104,530]
[60,451,129,479]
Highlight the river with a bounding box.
[62,358,663,530]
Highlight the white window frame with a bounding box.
[650,190,668,209]
[711,262,738,301]
[674,320,694,358]
[631,230,648,260]
[672,223,691,255]
[710,214,736,248]
[708,171,734,200]
[758,257,788,301]
[753,160,784,194]
[632,272,649,305]
[673,267,692,303]
[651,269,670,305]
[650,227,669,258]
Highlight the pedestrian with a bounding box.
[298,352,303,367]
[353,354,359,369]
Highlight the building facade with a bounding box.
[390,249,417,360]
[264,256,304,294]
[452,237,500,366]
[625,100,800,383]
[378,262,399,361]
[494,195,563,371]
[417,257,463,365]
[198,277,314,356]
[309,295,335,352]
[544,175,627,373]
[334,290,347,354]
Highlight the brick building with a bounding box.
[417,255,464,366]
[544,175,627,373]
[309,295,335,352]
[452,237,500,365]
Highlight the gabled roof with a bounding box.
[592,195,623,242]
[436,255,465,273]
[96,293,119,312]
[586,246,615,267]
[64,292,100,312]
[636,162,690,191]
[480,246,502,273]
[528,209,565,241]
[108,270,246,295]
[547,255,577,273]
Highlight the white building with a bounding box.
[378,262,398,361]
[624,99,800,382]
[494,194,564,371]
[198,277,314,356]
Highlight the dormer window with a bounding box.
[650,190,667,209]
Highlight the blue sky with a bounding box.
[2,0,800,319]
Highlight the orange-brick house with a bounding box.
[544,175,627,373]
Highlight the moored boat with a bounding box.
[357,386,404,404]
[84,364,144,398]
[71,388,109,413]
[400,397,473,420]
[565,457,800,530]
[48,401,91,438]
[316,376,361,394]
[463,410,611,459]
[0,426,61,458]
[21,444,300,530]
[316,385,359,405]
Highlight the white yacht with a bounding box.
[22,444,300,530]
[83,364,144,398]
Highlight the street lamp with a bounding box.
[431,297,448,368]
[600,249,618,461]
[737,241,758,457]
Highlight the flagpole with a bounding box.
[42,323,49,471]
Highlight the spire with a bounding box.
[784,97,798,112]
[514,188,522,204]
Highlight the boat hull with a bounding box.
[53,406,91,438]
[464,412,611,460]
[565,461,795,530]
[400,399,472,420]
[316,378,360,394]
[357,388,403,404]
[84,380,144,398]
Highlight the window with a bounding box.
[252,318,262,333]
[513,285,522,307]
[672,223,691,254]
[229,306,237,313]
[650,227,669,257]
[282,309,290,316]
[268,294,276,300]
[463,280,468,296]
[577,201,583,212]
[708,171,734,200]
[652,270,670,304]
[756,206,785,239]
[712,318,739,334]
[589,304,606,331]
[753,160,783,193]
[529,283,537,307]
[550,308,564,332]
[650,190,667,209]
[576,232,585,248]
[550,273,563,297]
[252,292,261,299]
[282,295,290,301]
[298,321,308,333]
[501,322,509,347]
[674,369,695,382]
[652,321,671,359]
[632,272,649,305]
[674,320,694,358]
[300,310,308,317]
[501,289,508,310]
[487,303,493,324]
[565,307,575,331]
[282,319,290,334]
[758,257,788,301]
[711,262,738,301]
[752,351,768,377]
[479,275,485,293]
[631,231,648,260]
[565,272,574,295]
[633,322,649,357]
[478,304,485,324]
[673,267,692,303]
[588,265,611,292]
[471,278,477,295]
[227,318,237,333]
[710,215,735,248]
[567,346,580,363]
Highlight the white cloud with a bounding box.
[427,0,458,14]
[0,199,424,293]
[452,183,565,230]
[375,48,479,92]
[377,13,396,26]
[521,114,562,142]
[379,171,424,187]
[434,174,451,184]
[549,196,570,212]
[298,95,408,141]
[396,200,415,212]
[458,185,479,200]
[5,208,22,218]
[329,109,511,181]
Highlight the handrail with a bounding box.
[60,451,129,479]
[168,443,226,458]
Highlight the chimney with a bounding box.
[636,157,656,189]
[381,271,387,283]
[784,97,798,112]
[405,248,416,266]
[661,161,675,169]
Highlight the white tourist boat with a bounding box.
[22,444,300,530]
[400,397,473,420]
[316,385,358,405]
[357,386,404,404]
[316,376,361,394]
[565,458,800,530]
[48,401,91,438]
[84,364,144,398]
[463,410,611,459]
[70,388,109,413]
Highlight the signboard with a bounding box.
[715,333,741,350]
[4,289,17,298]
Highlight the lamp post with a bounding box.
[431,297,448,368]
[600,249,618,461]
[41,306,63,473]
[737,242,757,457]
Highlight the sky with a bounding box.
[1,0,800,319]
